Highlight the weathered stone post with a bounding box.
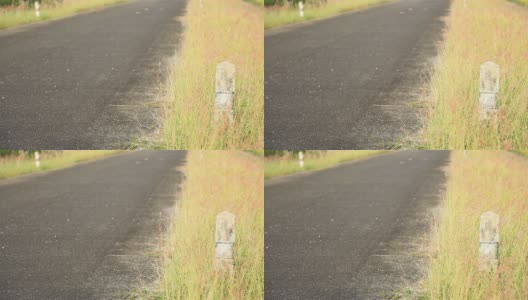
[298,151,304,168]
[35,1,40,17]
[34,151,40,168]
[215,61,236,123]
[479,211,499,272]
[299,1,304,17]
[479,61,499,120]
[215,211,235,273]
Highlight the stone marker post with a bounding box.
[299,1,304,17]
[35,1,40,17]
[215,211,235,273]
[215,61,236,123]
[479,211,499,272]
[34,151,40,168]
[298,151,304,168]
[479,61,499,120]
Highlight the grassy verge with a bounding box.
[423,0,528,149]
[516,150,528,157]
[264,150,386,179]
[245,0,263,5]
[160,0,263,149]
[510,0,528,5]
[425,151,528,299]
[0,0,127,30]
[264,0,391,29]
[0,150,119,180]
[159,151,263,299]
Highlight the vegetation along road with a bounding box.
[0,0,186,149]
[265,0,449,149]
[0,151,186,299]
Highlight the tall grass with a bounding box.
[264,150,385,179]
[425,151,528,299]
[264,0,391,29]
[0,0,127,30]
[423,0,528,150]
[0,150,119,179]
[159,151,263,299]
[161,0,263,150]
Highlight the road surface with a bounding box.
[265,0,450,149]
[265,151,449,299]
[0,0,186,149]
[0,151,186,299]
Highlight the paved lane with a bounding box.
[0,151,186,299]
[265,0,450,149]
[0,0,186,149]
[265,151,449,299]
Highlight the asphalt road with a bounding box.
[0,151,186,299]
[0,0,186,149]
[265,151,449,299]
[264,0,450,149]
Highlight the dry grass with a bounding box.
[423,0,528,149]
[0,0,127,30]
[160,0,263,150]
[264,150,386,179]
[159,151,263,299]
[425,151,528,299]
[0,150,119,179]
[264,0,391,29]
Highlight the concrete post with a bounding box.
[298,151,304,168]
[34,151,40,168]
[479,211,499,272]
[479,61,499,120]
[35,1,40,17]
[215,211,235,273]
[299,1,304,17]
[215,61,236,123]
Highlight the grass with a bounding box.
[264,0,391,29]
[0,150,119,180]
[245,0,263,5]
[425,151,528,299]
[0,0,128,30]
[510,0,528,5]
[422,0,528,150]
[159,151,263,299]
[160,0,263,150]
[264,150,386,179]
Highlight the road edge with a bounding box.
[0,0,134,37]
[265,151,392,186]
[0,151,128,186]
[264,0,397,37]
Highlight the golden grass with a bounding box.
[426,151,528,299]
[159,151,263,299]
[160,0,263,150]
[0,0,127,30]
[423,0,528,150]
[264,150,386,179]
[264,0,391,29]
[0,150,119,179]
